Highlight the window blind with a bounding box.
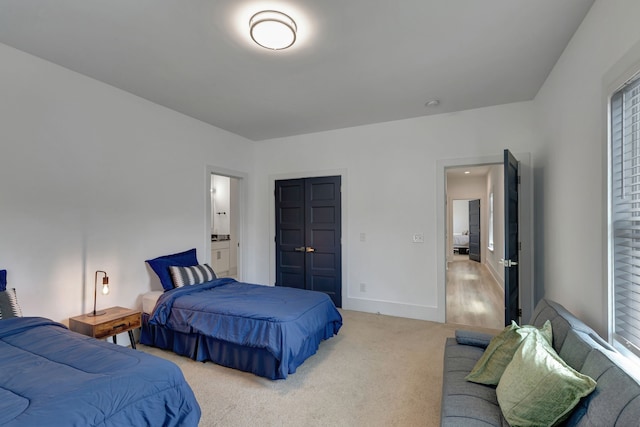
[611,76,640,358]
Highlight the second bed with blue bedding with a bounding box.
[0,317,200,426]
[141,278,343,379]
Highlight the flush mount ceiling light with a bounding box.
[250,10,297,50]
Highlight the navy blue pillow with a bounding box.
[146,249,198,291]
[0,270,6,292]
[455,329,495,349]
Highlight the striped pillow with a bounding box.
[0,288,23,319]
[169,264,216,288]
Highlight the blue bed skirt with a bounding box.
[140,313,335,379]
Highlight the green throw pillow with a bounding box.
[465,320,552,385]
[496,332,597,426]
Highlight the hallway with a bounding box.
[446,258,504,330]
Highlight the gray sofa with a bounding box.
[441,299,640,426]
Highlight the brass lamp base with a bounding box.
[87,311,107,317]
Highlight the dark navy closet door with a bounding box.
[468,199,481,262]
[275,176,342,307]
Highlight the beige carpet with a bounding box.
[139,310,494,427]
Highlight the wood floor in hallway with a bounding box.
[446,257,504,330]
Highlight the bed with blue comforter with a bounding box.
[0,317,200,426]
[141,278,343,379]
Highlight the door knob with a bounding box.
[305,247,315,253]
[294,246,306,252]
[500,259,518,267]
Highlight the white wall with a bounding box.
[485,165,505,285]
[229,177,239,276]
[452,200,469,235]
[211,175,231,235]
[533,0,640,336]
[0,43,254,324]
[250,102,536,322]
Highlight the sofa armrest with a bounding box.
[455,329,495,349]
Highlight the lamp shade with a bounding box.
[249,10,297,50]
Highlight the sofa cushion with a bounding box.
[465,320,552,385]
[557,329,601,372]
[441,338,508,427]
[528,299,613,355]
[566,348,640,426]
[496,332,596,426]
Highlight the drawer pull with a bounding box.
[112,323,127,330]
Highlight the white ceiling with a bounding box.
[0,0,594,141]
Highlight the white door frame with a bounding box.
[436,152,534,323]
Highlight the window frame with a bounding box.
[608,69,640,363]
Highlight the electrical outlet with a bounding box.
[360,283,366,292]
[412,233,424,243]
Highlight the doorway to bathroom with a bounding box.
[210,173,240,279]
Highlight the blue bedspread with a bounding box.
[149,278,343,379]
[0,317,200,426]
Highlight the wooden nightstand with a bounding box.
[69,306,141,349]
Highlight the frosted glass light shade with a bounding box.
[250,10,297,50]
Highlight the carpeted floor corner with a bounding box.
[139,310,493,427]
